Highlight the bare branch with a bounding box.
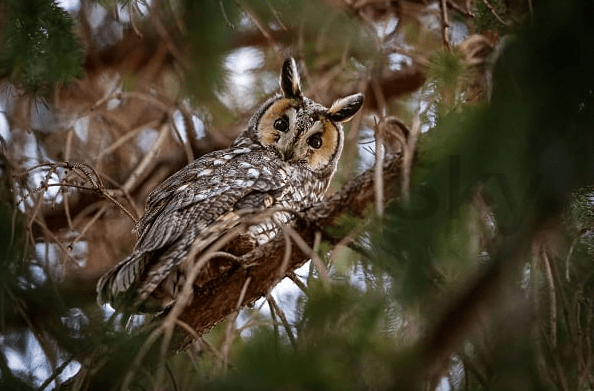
[37,356,76,391]
[234,0,282,60]
[282,225,329,287]
[373,118,385,217]
[267,294,297,349]
[121,121,169,195]
[447,0,474,17]
[440,0,452,50]
[539,244,557,348]
[286,271,308,294]
[481,0,509,26]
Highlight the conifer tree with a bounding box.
[1,1,594,390]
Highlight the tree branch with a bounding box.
[172,151,403,348]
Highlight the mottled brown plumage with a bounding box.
[96,58,364,312]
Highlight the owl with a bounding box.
[96,58,364,312]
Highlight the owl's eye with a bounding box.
[273,116,289,132]
[307,134,323,149]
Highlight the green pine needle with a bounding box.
[0,0,83,95]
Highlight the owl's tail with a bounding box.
[96,252,148,310]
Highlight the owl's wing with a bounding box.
[97,147,287,310]
[136,147,286,251]
[134,149,225,239]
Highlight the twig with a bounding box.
[68,203,108,249]
[196,336,232,369]
[220,0,235,29]
[9,205,18,254]
[209,251,243,263]
[147,0,189,69]
[5,287,59,388]
[169,116,194,164]
[540,246,557,348]
[120,222,248,391]
[95,119,161,163]
[236,276,252,310]
[266,294,297,349]
[235,314,270,335]
[36,355,75,391]
[286,271,308,293]
[328,222,368,268]
[268,298,280,350]
[278,227,293,280]
[266,0,287,31]
[406,228,530,388]
[33,213,76,264]
[565,235,579,281]
[370,77,387,116]
[165,363,179,391]
[440,0,452,50]
[234,0,282,59]
[175,319,200,339]
[26,183,48,234]
[128,2,143,37]
[313,231,322,257]
[346,240,373,260]
[373,117,385,217]
[119,324,163,391]
[62,185,74,232]
[282,225,329,287]
[400,114,419,205]
[28,162,138,224]
[71,162,104,189]
[121,121,169,194]
[458,352,487,387]
[447,0,474,17]
[64,129,74,231]
[547,238,578,346]
[93,91,171,113]
[481,0,508,26]
[221,276,252,369]
[157,226,250,381]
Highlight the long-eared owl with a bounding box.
[96,58,364,312]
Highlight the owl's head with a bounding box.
[236,58,364,176]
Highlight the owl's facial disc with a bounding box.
[257,99,342,172]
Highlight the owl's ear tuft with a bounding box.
[280,58,302,99]
[327,93,364,122]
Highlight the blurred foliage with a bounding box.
[206,283,395,391]
[427,49,468,114]
[0,0,83,95]
[182,0,237,103]
[378,0,594,309]
[0,159,34,391]
[0,159,27,282]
